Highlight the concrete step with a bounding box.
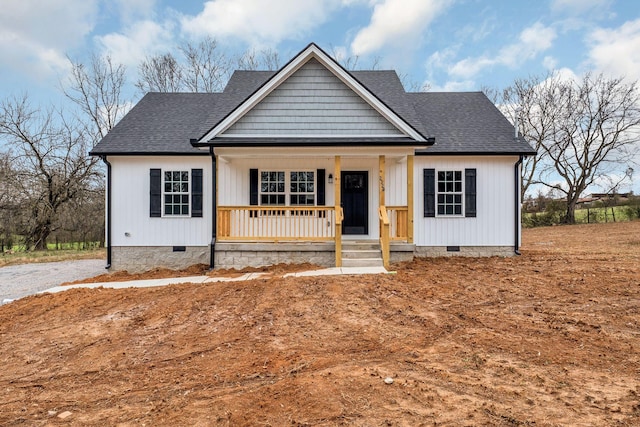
[342,241,381,251]
[342,258,384,268]
[342,249,382,259]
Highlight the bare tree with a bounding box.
[0,95,100,250]
[488,72,640,222]
[181,37,232,92]
[399,72,430,92]
[136,53,183,93]
[490,73,565,198]
[0,153,19,251]
[237,47,281,71]
[136,37,237,93]
[536,73,640,223]
[64,54,128,143]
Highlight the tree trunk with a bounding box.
[564,201,577,224]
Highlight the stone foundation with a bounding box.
[214,242,335,269]
[111,246,209,273]
[414,246,515,257]
[109,243,516,272]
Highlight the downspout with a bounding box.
[514,155,523,255]
[209,147,216,270]
[100,155,112,269]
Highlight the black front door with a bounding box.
[342,171,368,235]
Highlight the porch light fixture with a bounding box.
[328,173,333,184]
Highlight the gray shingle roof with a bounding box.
[91,67,535,156]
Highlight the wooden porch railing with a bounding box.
[379,206,390,269]
[386,206,409,241]
[218,206,337,241]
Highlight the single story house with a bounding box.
[90,43,536,272]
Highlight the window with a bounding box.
[164,171,190,215]
[290,171,315,205]
[260,171,285,205]
[437,170,462,215]
[423,168,476,218]
[259,170,315,206]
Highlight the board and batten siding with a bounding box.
[221,58,404,136]
[218,157,336,206]
[413,156,518,247]
[109,156,212,247]
[385,158,407,206]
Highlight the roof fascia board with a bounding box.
[416,151,536,156]
[198,43,425,143]
[89,151,210,156]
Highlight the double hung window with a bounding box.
[437,171,463,216]
[423,168,476,218]
[164,171,190,216]
[259,170,315,206]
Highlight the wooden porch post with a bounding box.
[379,155,390,269]
[379,155,385,207]
[334,156,342,267]
[407,154,414,243]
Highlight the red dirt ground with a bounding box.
[1,221,639,426]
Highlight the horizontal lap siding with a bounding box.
[413,156,517,247]
[222,59,402,136]
[110,156,212,246]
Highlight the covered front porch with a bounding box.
[213,148,415,268]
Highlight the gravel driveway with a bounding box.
[0,259,106,303]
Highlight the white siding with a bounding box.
[413,156,518,247]
[385,158,407,206]
[222,59,403,136]
[110,156,212,246]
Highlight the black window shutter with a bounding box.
[423,168,435,217]
[191,168,203,217]
[150,168,161,217]
[465,168,477,217]
[316,169,325,206]
[249,169,258,206]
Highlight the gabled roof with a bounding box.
[90,43,535,156]
[196,43,426,143]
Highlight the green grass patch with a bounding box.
[0,246,105,267]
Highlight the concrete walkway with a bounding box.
[40,266,389,295]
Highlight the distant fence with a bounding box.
[523,203,640,228]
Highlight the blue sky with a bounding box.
[1,0,640,192]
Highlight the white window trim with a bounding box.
[259,169,316,207]
[162,170,191,217]
[436,169,464,217]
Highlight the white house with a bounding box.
[90,43,535,272]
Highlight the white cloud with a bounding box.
[551,0,610,15]
[0,0,99,79]
[351,0,453,56]
[449,22,556,79]
[587,19,640,82]
[96,20,174,68]
[112,0,157,24]
[180,0,339,47]
[427,80,476,92]
[543,56,557,70]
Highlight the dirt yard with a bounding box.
[1,222,639,426]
